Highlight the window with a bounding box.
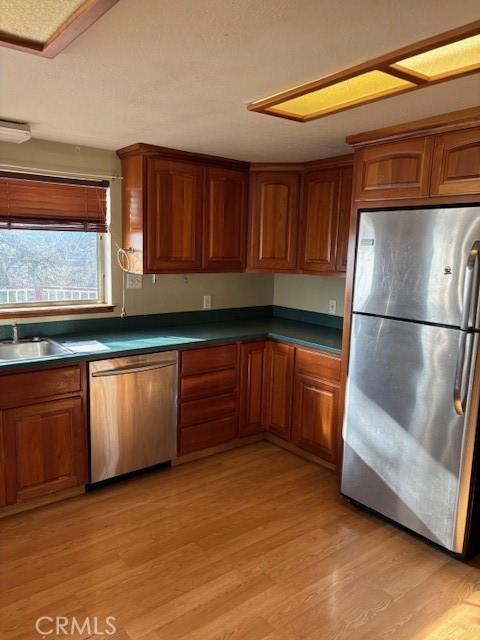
[0,229,104,308]
[0,172,110,315]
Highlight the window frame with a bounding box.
[0,175,114,318]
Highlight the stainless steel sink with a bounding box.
[0,338,73,362]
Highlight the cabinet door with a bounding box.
[0,414,6,507]
[204,167,248,271]
[300,169,340,274]
[292,373,339,465]
[353,137,434,201]
[264,342,294,440]
[3,398,86,505]
[239,341,266,436]
[146,158,203,272]
[430,127,480,196]
[248,172,300,271]
[335,165,353,273]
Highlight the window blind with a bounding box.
[0,172,109,232]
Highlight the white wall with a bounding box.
[0,138,349,324]
[0,138,274,324]
[274,274,345,316]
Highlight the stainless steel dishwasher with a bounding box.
[89,351,177,483]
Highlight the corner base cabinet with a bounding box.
[0,364,87,508]
[178,339,342,468]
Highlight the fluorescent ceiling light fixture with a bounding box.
[0,0,85,44]
[0,0,119,58]
[392,34,480,81]
[267,71,414,119]
[248,21,480,123]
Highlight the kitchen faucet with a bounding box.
[11,323,19,343]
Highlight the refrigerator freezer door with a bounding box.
[341,314,478,552]
[353,207,480,326]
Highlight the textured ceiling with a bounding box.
[0,0,479,161]
[0,0,85,43]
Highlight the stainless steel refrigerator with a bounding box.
[341,206,480,556]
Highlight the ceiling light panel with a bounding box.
[248,21,480,123]
[267,71,413,120]
[392,34,480,80]
[0,0,85,44]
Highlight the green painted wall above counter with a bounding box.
[274,274,345,316]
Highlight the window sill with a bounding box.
[0,304,115,320]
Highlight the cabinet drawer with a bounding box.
[295,347,341,382]
[180,368,237,401]
[180,393,236,427]
[181,344,237,375]
[0,365,82,408]
[179,416,237,454]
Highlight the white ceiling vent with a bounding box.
[0,120,31,144]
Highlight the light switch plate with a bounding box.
[328,299,337,314]
[203,295,212,309]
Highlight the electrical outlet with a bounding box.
[126,273,142,289]
[203,295,212,309]
[328,299,337,314]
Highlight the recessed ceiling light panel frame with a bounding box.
[0,0,119,58]
[248,21,480,122]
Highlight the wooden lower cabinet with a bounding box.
[179,417,237,455]
[292,374,339,464]
[178,343,240,454]
[263,341,295,441]
[239,341,266,436]
[292,347,341,466]
[0,364,87,509]
[3,398,86,504]
[177,340,341,467]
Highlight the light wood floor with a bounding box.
[1,442,480,640]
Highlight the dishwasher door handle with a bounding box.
[91,361,177,377]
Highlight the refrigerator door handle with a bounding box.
[454,241,480,415]
[454,333,474,415]
[459,241,480,331]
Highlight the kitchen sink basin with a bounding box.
[0,338,73,362]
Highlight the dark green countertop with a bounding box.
[0,317,342,373]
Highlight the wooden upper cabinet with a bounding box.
[3,398,86,505]
[239,341,266,437]
[117,144,249,274]
[300,168,340,274]
[203,167,248,271]
[248,171,300,272]
[430,127,480,196]
[353,137,434,201]
[146,158,203,273]
[335,165,353,273]
[264,341,295,440]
